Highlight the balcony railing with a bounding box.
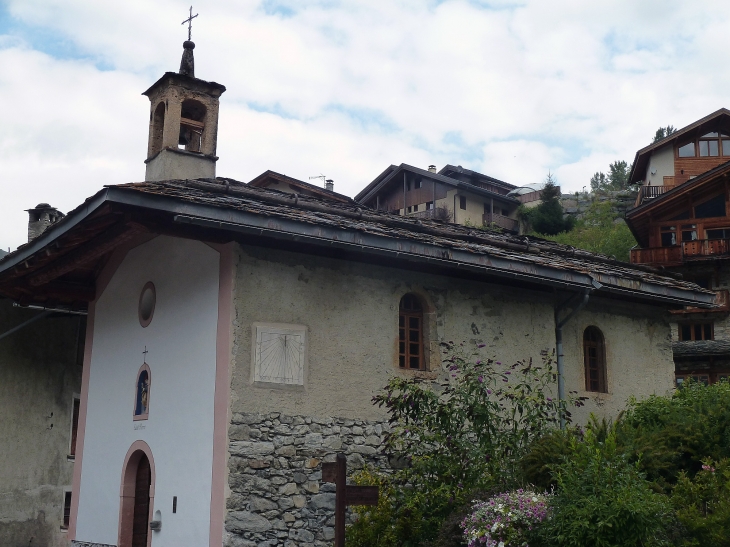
[635,184,677,206]
[631,238,730,266]
[483,213,519,233]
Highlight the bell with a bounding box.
[178,130,189,147]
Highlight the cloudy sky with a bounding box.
[1,0,729,251]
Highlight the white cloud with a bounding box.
[2,0,730,250]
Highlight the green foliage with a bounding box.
[522,173,575,235]
[591,160,633,192]
[520,427,580,490]
[538,201,637,261]
[536,427,673,547]
[620,380,730,492]
[653,125,678,143]
[671,459,730,547]
[345,344,585,547]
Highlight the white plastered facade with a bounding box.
[74,236,220,546]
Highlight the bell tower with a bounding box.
[142,35,226,181]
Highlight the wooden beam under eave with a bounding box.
[28,222,145,287]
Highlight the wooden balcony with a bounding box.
[483,213,519,233]
[630,245,683,266]
[631,238,730,266]
[635,184,677,207]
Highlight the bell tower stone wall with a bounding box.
[142,41,226,181]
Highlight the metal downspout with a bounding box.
[555,289,591,429]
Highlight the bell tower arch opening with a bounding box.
[179,99,207,153]
[150,102,166,157]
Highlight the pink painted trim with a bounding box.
[133,363,151,421]
[67,301,95,540]
[208,242,234,547]
[68,233,156,541]
[118,440,156,547]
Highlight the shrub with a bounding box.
[671,458,730,547]
[461,489,550,547]
[346,344,585,546]
[620,380,730,492]
[536,427,673,547]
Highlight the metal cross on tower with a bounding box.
[182,6,199,41]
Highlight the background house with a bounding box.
[628,130,730,385]
[354,163,525,233]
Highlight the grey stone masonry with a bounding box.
[225,412,391,547]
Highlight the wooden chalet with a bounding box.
[626,109,730,385]
[354,164,522,233]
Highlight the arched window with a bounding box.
[583,326,607,393]
[150,102,165,156]
[399,294,424,370]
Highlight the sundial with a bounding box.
[254,326,305,385]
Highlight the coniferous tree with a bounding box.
[652,125,677,143]
[529,173,574,235]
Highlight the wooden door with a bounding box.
[131,454,151,547]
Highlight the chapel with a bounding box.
[0,36,717,547]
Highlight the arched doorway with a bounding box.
[119,441,155,547]
[132,455,151,547]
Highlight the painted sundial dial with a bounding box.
[254,327,305,385]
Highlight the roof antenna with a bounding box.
[309,174,334,192]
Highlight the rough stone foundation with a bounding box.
[225,412,391,547]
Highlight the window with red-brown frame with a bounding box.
[584,326,607,393]
[399,294,424,370]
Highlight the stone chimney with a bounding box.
[428,165,437,173]
[27,203,64,242]
[325,179,334,192]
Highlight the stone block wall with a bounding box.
[225,412,391,547]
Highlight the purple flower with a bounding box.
[478,376,484,383]
[478,343,486,348]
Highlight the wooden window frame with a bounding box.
[399,294,425,371]
[675,371,729,387]
[69,396,80,458]
[678,322,714,341]
[459,196,467,210]
[62,490,72,529]
[676,132,730,159]
[583,326,607,393]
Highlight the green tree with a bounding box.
[653,125,677,143]
[540,201,637,261]
[524,173,575,235]
[608,160,631,189]
[590,171,608,192]
[590,161,633,192]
